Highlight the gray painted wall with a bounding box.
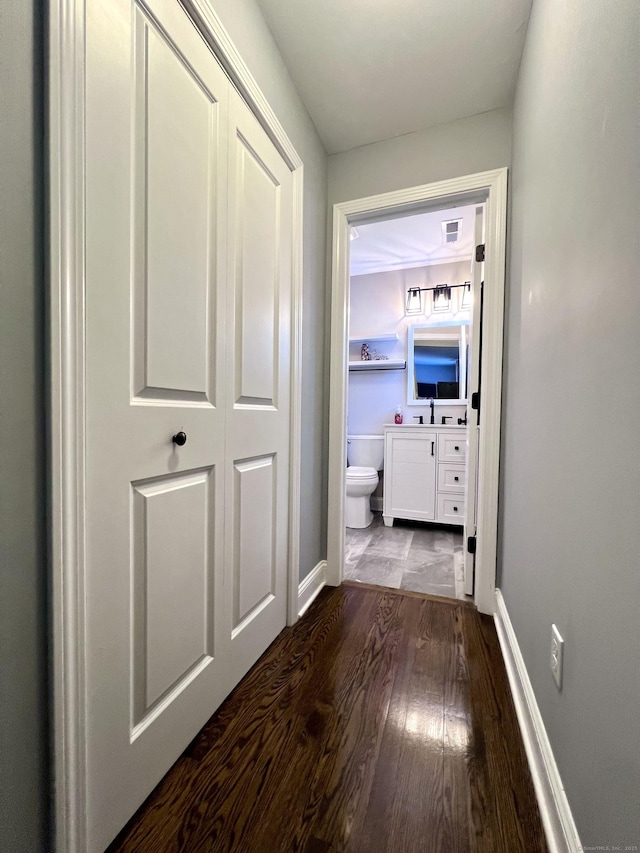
[211,0,329,582]
[0,2,49,851]
[500,0,640,846]
[328,107,512,206]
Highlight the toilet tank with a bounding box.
[347,435,384,470]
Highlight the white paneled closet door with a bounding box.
[83,1,293,849]
[223,88,292,682]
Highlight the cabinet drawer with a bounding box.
[437,463,465,494]
[437,494,465,525]
[438,434,466,464]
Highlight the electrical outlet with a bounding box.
[550,624,564,690]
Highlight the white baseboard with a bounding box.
[494,589,582,853]
[297,560,327,618]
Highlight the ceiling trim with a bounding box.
[351,255,473,278]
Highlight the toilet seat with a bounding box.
[346,466,378,479]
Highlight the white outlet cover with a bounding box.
[551,623,564,689]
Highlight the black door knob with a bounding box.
[172,431,187,446]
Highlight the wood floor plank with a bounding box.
[384,598,449,852]
[233,586,397,853]
[205,587,383,853]
[442,604,474,852]
[107,584,547,853]
[350,594,425,853]
[300,590,406,851]
[462,606,548,852]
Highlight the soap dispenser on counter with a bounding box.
[394,406,404,425]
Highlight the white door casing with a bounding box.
[463,205,485,595]
[327,170,508,616]
[62,0,300,849]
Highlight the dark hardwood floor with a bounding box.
[107,583,547,853]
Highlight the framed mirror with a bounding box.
[407,322,469,405]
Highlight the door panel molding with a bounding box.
[132,6,220,402]
[233,135,281,408]
[232,454,277,631]
[131,467,216,723]
[327,168,508,616]
[48,2,303,851]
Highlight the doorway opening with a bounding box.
[327,169,508,615]
[344,202,482,600]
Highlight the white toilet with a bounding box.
[345,435,384,528]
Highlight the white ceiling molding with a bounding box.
[351,255,473,278]
[349,203,477,276]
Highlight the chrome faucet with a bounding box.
[429,398,435,425]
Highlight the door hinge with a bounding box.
[471,391,480,411]
[467,535,477,555]
[475,243,485,263]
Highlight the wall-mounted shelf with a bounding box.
[349,333,403,371]
[349,359,406,372]
[349,333,399,344]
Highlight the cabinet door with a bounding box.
[385,433,437,521]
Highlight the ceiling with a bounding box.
[350,204,477,277]
[255,0,532,154]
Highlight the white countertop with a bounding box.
[383,422,466,429]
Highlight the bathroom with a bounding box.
[344,204,481,600]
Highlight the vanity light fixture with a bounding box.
[433,284,452,313]
[405,282,471,315]
[461,281,472,310]
[405,287,423,315]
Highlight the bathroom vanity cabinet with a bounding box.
[382,425,466,527]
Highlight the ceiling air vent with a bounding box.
[441,218,463,245]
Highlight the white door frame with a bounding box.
[48,2,303,850]
[327,169,508,615]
